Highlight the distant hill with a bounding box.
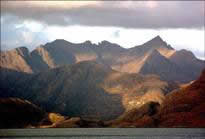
[0,61,174,120]
[1,36,204,83]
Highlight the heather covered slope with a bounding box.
[1,61,173,120]
[110,69,205,127]
[157,68,205,127]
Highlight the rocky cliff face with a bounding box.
[0,47,33,73]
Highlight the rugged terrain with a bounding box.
[109,69,205,128]
[1,36,204,83]
[2,67,204,128]
[0,36,204,128]
[0,61,174,120]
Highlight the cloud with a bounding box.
[0,1,204,59]
[192,50,205,60]
[1,15,49,51]
[113,30,120,38]
[1,1,204,29]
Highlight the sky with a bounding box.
[1,1,205,59]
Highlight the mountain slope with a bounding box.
[128,36,175,58]
[139,49,189,82]
[0,47,33,73]
[108,68,205,127]
[169,49,205,80]
[0,68,32,98]
[2,61,173,120]
[157,68,205,127]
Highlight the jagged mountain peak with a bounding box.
[83,40,92,44]
[142,36,174,50]
[53,39,69,43]
[15,46,29,52]
[129,36,174,56]
[170,49,198,64]
[98,40,112,46]
[15,47,30,58]
[47,39,73,47]
[0,46,30,59]
[82,40,96,47]
[98,40,123,48]
[175,49,196,59]
[152,35,163,41]
[1,36,204,83]
[143,35,165,45]
[99,40,115,45]
[1,46,30,56]
[139,48,191,82]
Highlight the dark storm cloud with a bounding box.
[1,1,204,29]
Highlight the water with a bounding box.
[2,136,205,139]
[0,128,205,139]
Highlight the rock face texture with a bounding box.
[1,36,204,83]
[0,47,33,73]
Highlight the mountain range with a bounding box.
[0,36,204,128]
[1,36,204,83]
